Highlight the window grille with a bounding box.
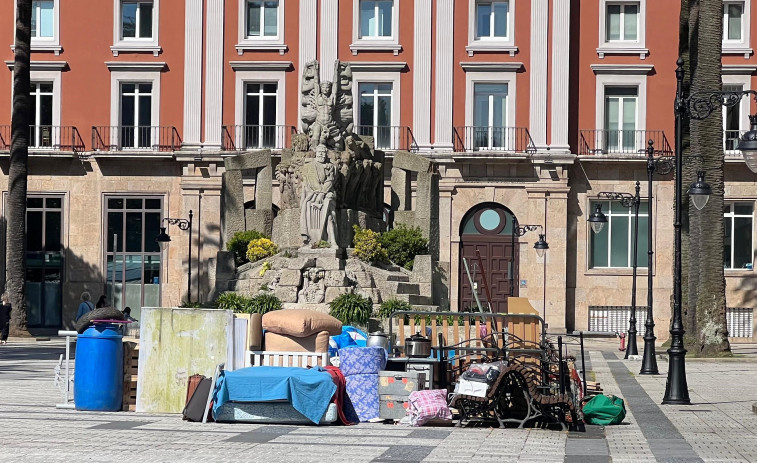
[727,307,753,338]
[589,305,648,333]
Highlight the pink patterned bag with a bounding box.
[406,389,453,426]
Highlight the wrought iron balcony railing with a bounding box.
[453,126,536,153]
[724,129,747,154]
[222,125,296,151]
[0,125,85,152]
[579,130,673,156]
[92,126,181,152]
[353,125,418,152]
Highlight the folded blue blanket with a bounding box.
[212,366,337,425]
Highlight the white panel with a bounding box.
[413,0,432,147]
[183,0,203,146]
[434,0,454,148]
[298,0,318,130]
[320,0,339,81]
[529,0,548,148]
[203,0,224,146]
[550,0,570,150]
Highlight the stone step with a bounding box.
[384,281,420,295]
[385,274,410,282]
[395,293,433,305]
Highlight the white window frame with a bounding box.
[723,1,752,58]
[465,71,516,136]
[595,73,647,139]
[597,0,648,59]
[109,69,161,149]
[588,199,650,269]
[351,71,401,132]
[111,0,161,56]
[236,0,287,55]
[234,70,286,145]
[724,201,754,271]
[29,81,55,149]
[350,0,401,55]
[722,75,751,154]
[12,0,61,55]
[7,67,62,149]
[602,87,639,152]
[356,82,395,149]
[471,82,510,150]
[466,0,517,56]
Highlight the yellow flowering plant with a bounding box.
[246,238,279,263]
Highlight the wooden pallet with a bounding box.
[122,341,139,411]
[585,381,603,396]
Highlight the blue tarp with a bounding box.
[212,366,337,424]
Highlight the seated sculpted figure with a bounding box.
[300,145,338,246]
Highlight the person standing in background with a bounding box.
[0,292,11,344]
[95,295,108,309]
[76,292,94,321]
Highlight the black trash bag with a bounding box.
[75,307,124,334]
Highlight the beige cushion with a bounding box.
[264,331,330,353]
[234,313,264,350]
[262,309,342,337]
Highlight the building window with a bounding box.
[475,1,510,40]
[246,1,278,38]
[605,3,638,42]
[724,202,753,270]
[120,83,153,149]
[105,196,162,313]
[25,195,63,328]
[473,83,508,150]
[30,82,53,148]
[589,200,649,268]
[357,83,393,149]
[723,84,745,152]
[243,82,278,149]
[359,0,393,38]
[121,1,153,39]
[31,1,54,38]
[724,2,744,42]
[603,86,638,152]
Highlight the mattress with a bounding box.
[215,401,338,425]
[339,346,387,375]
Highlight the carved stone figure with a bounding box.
[301,60,353,150]
[300,145,338,246]
[298,267,326,303]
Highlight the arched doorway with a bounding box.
[459,203,517,313]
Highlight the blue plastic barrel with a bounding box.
[74,323,124,411]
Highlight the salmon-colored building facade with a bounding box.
[1,0,756,342]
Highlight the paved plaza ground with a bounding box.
[1,339,757,462]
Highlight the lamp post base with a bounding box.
[662,347,690,404]
[639,334,659,375]
[625,327,639,358]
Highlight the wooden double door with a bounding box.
[459,235,518,313]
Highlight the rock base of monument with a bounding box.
[219,248,436,310]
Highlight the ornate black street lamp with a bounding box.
[156,210,194,304]
[589,183,642,358]
[509,218,549,298]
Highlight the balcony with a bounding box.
[92,126,181,152]
[453,126,536,154]
[0,125,85,153]
[725,129,746,156]
[579,130,672,157]
[353,125,418,152]
[222,125,296,151]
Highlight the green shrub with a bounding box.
[315,240,331,249]
[329,293,373,326]
[180,300,204,308]
[246,238,279,263]
[245,292,282,315]
[378,299,413,319]
[352,225,387,264]
[227,230,268,265]
[380,224,428,270]
[214,292,250,313]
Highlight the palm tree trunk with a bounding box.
[7,0,32,336]
[688,0,730,355]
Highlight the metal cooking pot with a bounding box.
[405,332,431,358]
[367,331,389,351]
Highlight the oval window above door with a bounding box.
[461,204,515,236]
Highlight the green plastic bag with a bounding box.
[582,394,626,425]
